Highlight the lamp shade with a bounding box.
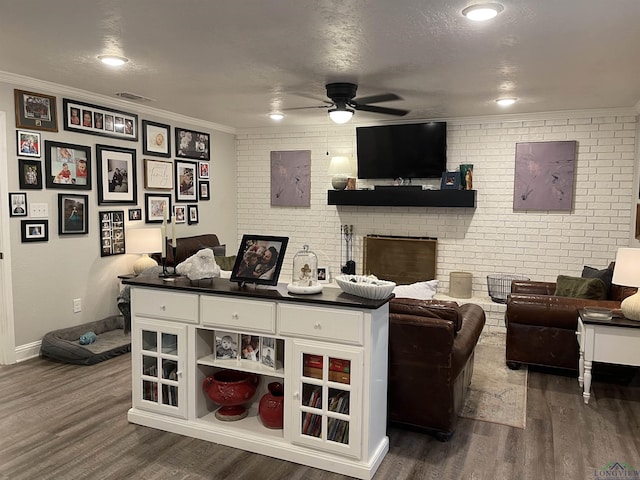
[127,228,163,254]
[612,248,640,321]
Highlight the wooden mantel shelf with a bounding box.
[327,188,476,208]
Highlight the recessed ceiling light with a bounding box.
[496,97,518,107]
[98,55,129,66]
[269,112,285,121]
[462,3,504,21]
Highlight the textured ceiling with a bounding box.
[1,0,639,129]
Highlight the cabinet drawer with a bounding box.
[200,296,276,334]
[279,304,364,345]
[132,288,199,324]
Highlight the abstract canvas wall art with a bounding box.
[513,140,577,211]
[270,150,311,207]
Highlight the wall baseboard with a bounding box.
[15,341,41,363]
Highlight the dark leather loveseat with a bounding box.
[505,279,636,371]
[387,298,486,441]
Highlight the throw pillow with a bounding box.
[392,280,438,300]
[554,275,607,300]
[582,265,613,297]
[213,244,226,257]
[215,254,237,271]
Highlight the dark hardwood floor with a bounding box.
[1,353,638,480]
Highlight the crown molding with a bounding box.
[0,70,236,135]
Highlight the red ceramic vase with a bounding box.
[202,370,259,421]
[258,382,284,429]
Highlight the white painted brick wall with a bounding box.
[236,114,637,327]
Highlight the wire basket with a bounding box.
[486,274,530,303]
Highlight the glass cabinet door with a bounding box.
[133,319,187,418]
[291,341,362,458]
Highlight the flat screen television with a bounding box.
[356,122,447,179]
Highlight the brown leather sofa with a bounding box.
[151,234,224,266]
[387,298,486,441]
[505,280,636,371]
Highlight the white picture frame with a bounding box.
[317,265,330,283]
[144,159,173,190]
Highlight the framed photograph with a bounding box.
[17,130,41,157]
[96,144,137,205]
[317,266,330,284]
[99,210,125,257]
[44,140,91,190]
[9,192,27,217]
[199,161,210,179]
[142,120,171,157]
[260,337,277,370]
[21,219,48,242]
[215,331,239,360]
[18,159,43,189]
[144,193,172,224]
[144,158,173,190]
[187,204,199,225]
[240,335,261,363]
[128,208,142,221]
[175,160,198,201]
[175,127,210,160]
[14,89,58,132]
[440,171,460,190]
[199,180,210,200]
[58,194,88,235]
[230,234,289,287]
[63,99,138,141]
[174,204,187,224]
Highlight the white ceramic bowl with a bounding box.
[335,275,396,300]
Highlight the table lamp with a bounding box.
[612,247,640,321]
[127,227,163,274]
[328,156,355,190]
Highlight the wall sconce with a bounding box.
[127,227,163,274]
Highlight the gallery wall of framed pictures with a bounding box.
[10,88,215,246]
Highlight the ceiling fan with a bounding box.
[285,83,410,124]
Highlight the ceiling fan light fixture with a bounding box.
[496,97,518,107]
[269,112,285,121]
[462,3,504,21]
[328,108,354,124]
[98,55,129,66]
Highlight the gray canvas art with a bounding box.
[513,140,577,211]
[270,150,311,207]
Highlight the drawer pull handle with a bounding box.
[176,370,183,377]
[314,322,321,329]
[160,305,166,311]
[232,313,239,320]
[293,391,300,399]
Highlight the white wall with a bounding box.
[237,110,639,298]
[2,76,237,351]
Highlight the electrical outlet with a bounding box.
[30,203,49,218]
[73,298,82,313]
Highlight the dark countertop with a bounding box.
[579,308,640,328]
[122,275,392,310]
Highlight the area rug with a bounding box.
[460,343,528,429]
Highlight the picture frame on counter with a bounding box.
[14,89,58,132]
[44,140,91,190]
[142,120,171,157]
[96,144,137,205]
[63,98,138,141]
[58,194,89,235]
[17,130,41,157]
[18,159,43,190]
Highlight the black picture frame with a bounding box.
[44,140,91,190]
[199,180,210,200]
[9,192,27,217]
[21,219,48,242]
[230,234,289,287]
[440,171,460,190]
[142,120,171,157]
[187,204,199,225]
[14,89,58,132]
[17,130,41,158]
[96,144,137,205]
[144,193,172,224]
[58,194,89,235]
[18,159,43,190]
[63,98,138,141]
[175,127,210,160]
[128,208,142,221]
[99,210,126,256]
[175,160,198,202]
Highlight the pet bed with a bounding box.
[40,315,130,365]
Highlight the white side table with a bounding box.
[577,309,640,404]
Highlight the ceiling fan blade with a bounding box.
[353,104,410,116]
[282,105,331,111]
[352,93,402,104]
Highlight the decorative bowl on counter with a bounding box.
[335,274,396,300]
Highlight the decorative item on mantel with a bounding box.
[328,156,355,190]
[287,245,323,294]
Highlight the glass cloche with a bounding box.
[287,244,323,294]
